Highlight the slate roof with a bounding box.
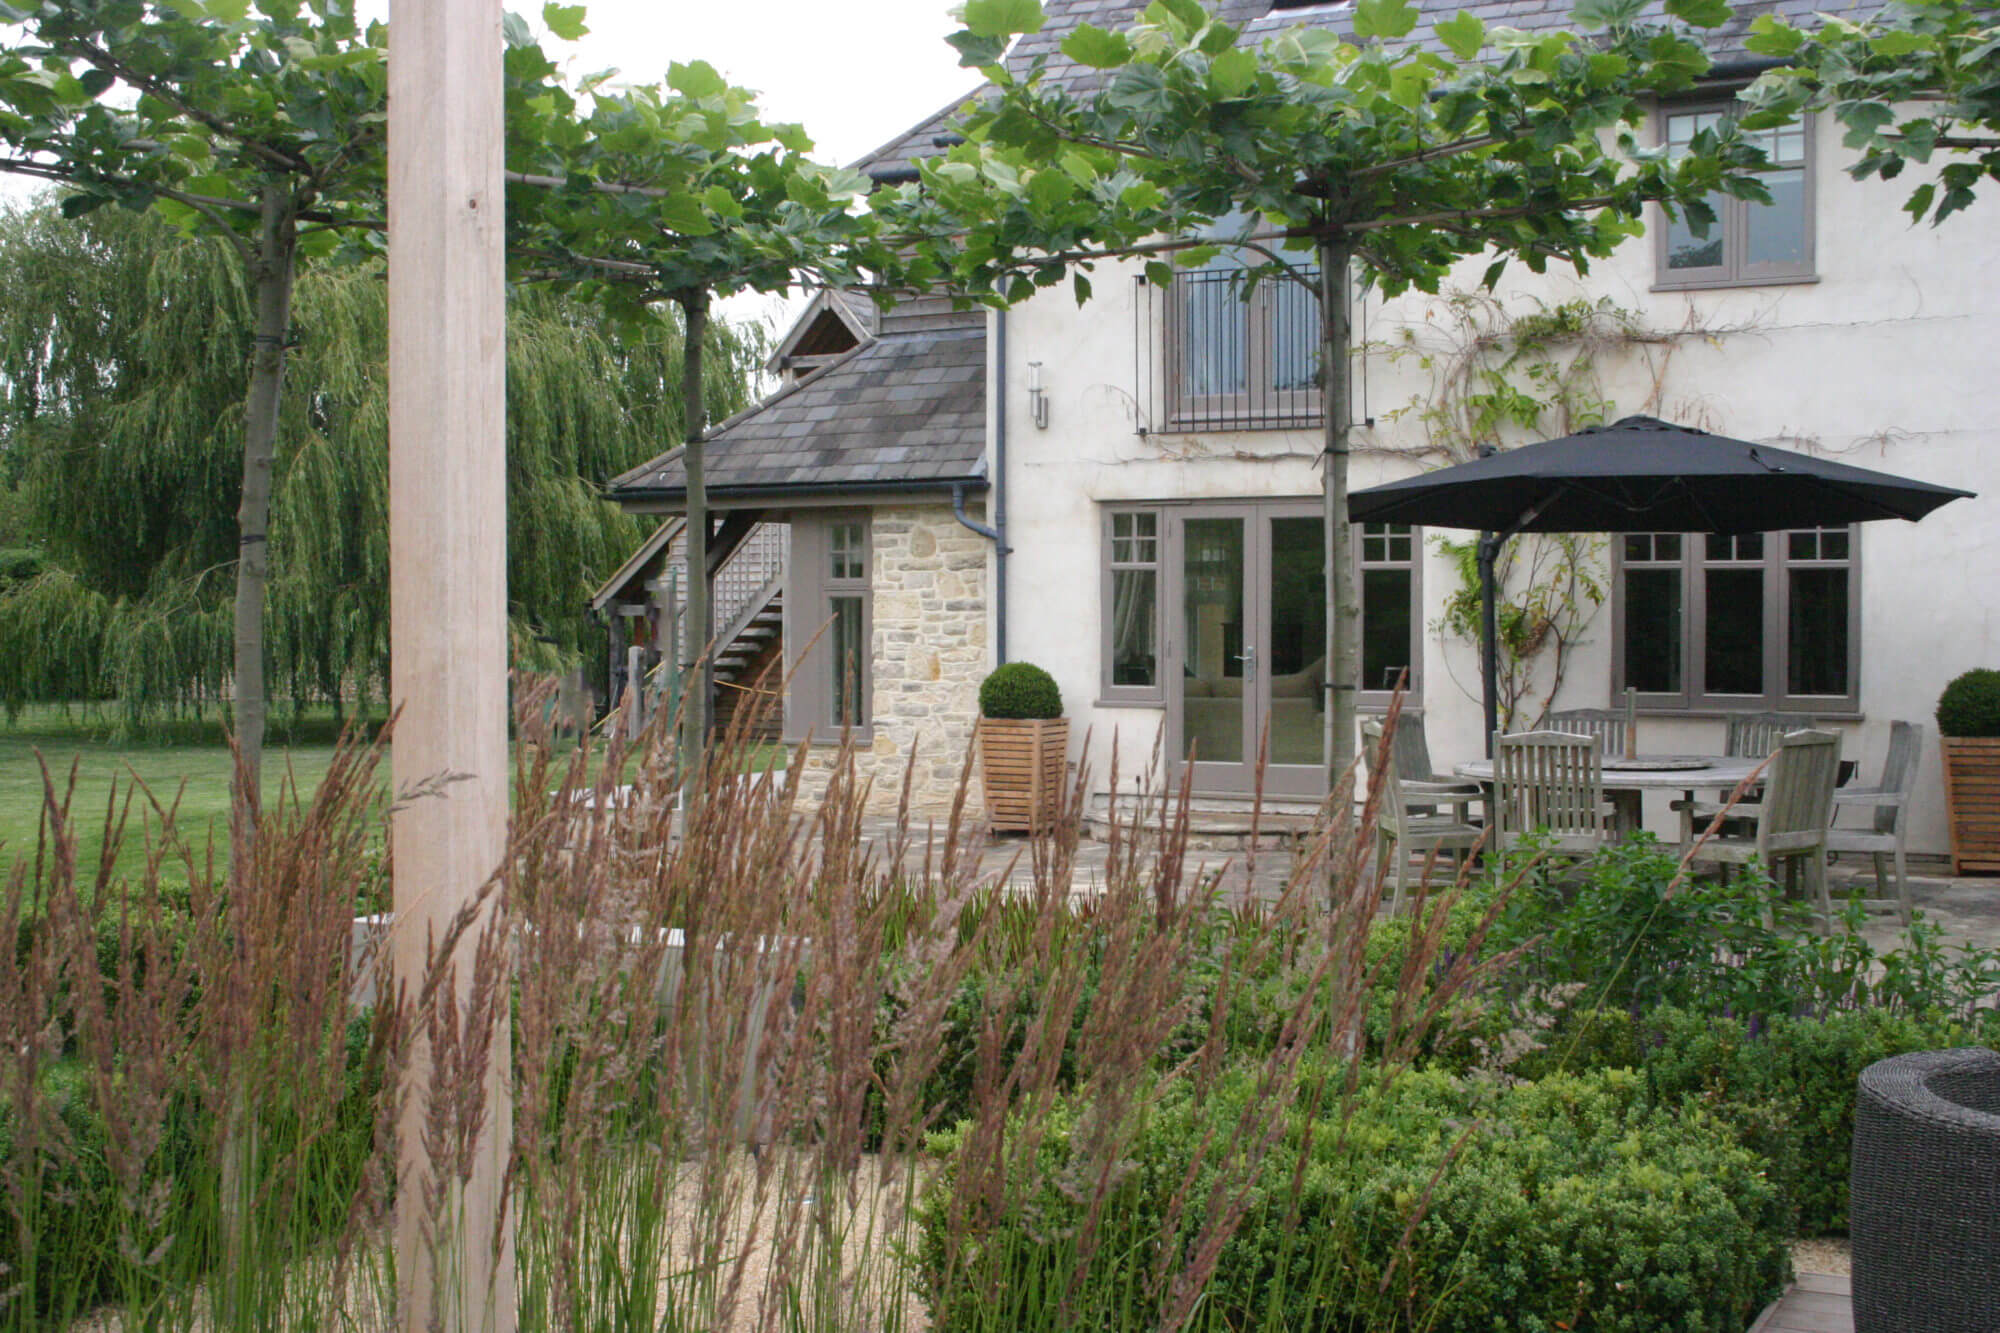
[609,326,987,503]
[849,0,1872,178]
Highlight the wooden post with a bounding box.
[388,0,515,1328]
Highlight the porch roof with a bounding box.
[608,324,986,506]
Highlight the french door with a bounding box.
[1171,502,1327,798]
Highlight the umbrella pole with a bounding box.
[1478,531,1500,757]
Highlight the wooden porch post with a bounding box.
[388,0,515,1327]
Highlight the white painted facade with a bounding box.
[981,108,2000,856]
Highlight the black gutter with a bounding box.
[612,475,989,504]
[994,310,1009,665]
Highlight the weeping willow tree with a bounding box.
[0,202,760,727]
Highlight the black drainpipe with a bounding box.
[947,308,1009,665]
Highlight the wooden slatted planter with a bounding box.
[979,717,1069,832]
[1942,737,2000,875]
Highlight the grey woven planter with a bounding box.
[1851,1047,2000,1332]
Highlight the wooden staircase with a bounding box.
[711,581,783,738]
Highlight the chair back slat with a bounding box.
[1493,729,1604,853]
[1390,707,1437,786]
[1759,729,1842,846]
[1725,712,1820,758]
[1362,719,1410,838]
[1872,720,1923,835]
[1547,692,1636,760]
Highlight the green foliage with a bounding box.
[0,548,40,585]
[1488,834,2000,1023]
[1522,1005,2000,1234]
[908,0,1776,304]
[0,1020,380,1322]
[1936,667,2000,737]
[978,661,1063,719]
[0,204,761,721]
[915,1064,1789,1332]
[1742,0,2000,225]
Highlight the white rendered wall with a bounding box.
[995,111,2000,856]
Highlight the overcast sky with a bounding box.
[3,2,982,333]
[506,0,982,332]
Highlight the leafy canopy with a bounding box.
[0,0,387,254]
[1741,0,2000,226]
[900,0,1778,299]
[504,24,898,316]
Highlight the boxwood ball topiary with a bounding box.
[980,662,1063,719]
[1937,669,2000,738]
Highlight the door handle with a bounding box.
[1235,647,1257,682]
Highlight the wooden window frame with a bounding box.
[1655,101,1817,291]
[1100,507,1165,704]
[1163,256,1322,431]
[1612,525,1860,715]
[1096,502,1420,709]
[783,510,873,744]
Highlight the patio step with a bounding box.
[1085,792,1329,849]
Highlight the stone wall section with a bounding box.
[796,503,989,814]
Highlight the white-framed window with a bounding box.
[1657,104,1815,289]
[1614,526,1857,712]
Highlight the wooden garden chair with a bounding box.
[1677,729,1843,933]
[1363,718,1484,917]
[1725,711,1821,758]
[1548,687,1638,761]
[1828,720,1923,926]
[1368,707,1484,819]
[1490,730,1613,858]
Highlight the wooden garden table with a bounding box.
[1451,754,1767,839]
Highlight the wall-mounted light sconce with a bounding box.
[1027,360,1050,430]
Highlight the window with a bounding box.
[784,512,871,740]
[1615,526,1856,711]
[1103,510,1161,699]
[1359,523,1418,702]
[1098,507,1419,706]
[826,519,869,727]
[1657,105,1814,288]
[1165,247,1321,430]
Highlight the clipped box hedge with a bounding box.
[916,1063,1789,1332]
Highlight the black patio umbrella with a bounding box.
[1348,415,1976,752]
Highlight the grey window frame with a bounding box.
[1612,525,1860,714]
[783,510,873,744]
[1100,507,1165,704]
[1356,521,1421,711]
[1096,502,1420,708]
[1162,236,1322,431]
[1654,101,1817,291]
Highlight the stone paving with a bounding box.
[883,814,2000,954]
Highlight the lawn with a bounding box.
[0,706,349,884]
[0,705,786,886]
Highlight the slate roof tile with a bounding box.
[609,327,987,501]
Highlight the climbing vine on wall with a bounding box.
[1381,290,1705,727]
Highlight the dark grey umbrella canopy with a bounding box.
[1349,414,1975,755]
[1349,415,1975,534]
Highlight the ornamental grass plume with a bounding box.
[1,682,1504,1332]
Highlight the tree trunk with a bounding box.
[1320,237,1357,788]
[233,181,297,811]
[218,180,296,1314]
[677,290,712,783]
